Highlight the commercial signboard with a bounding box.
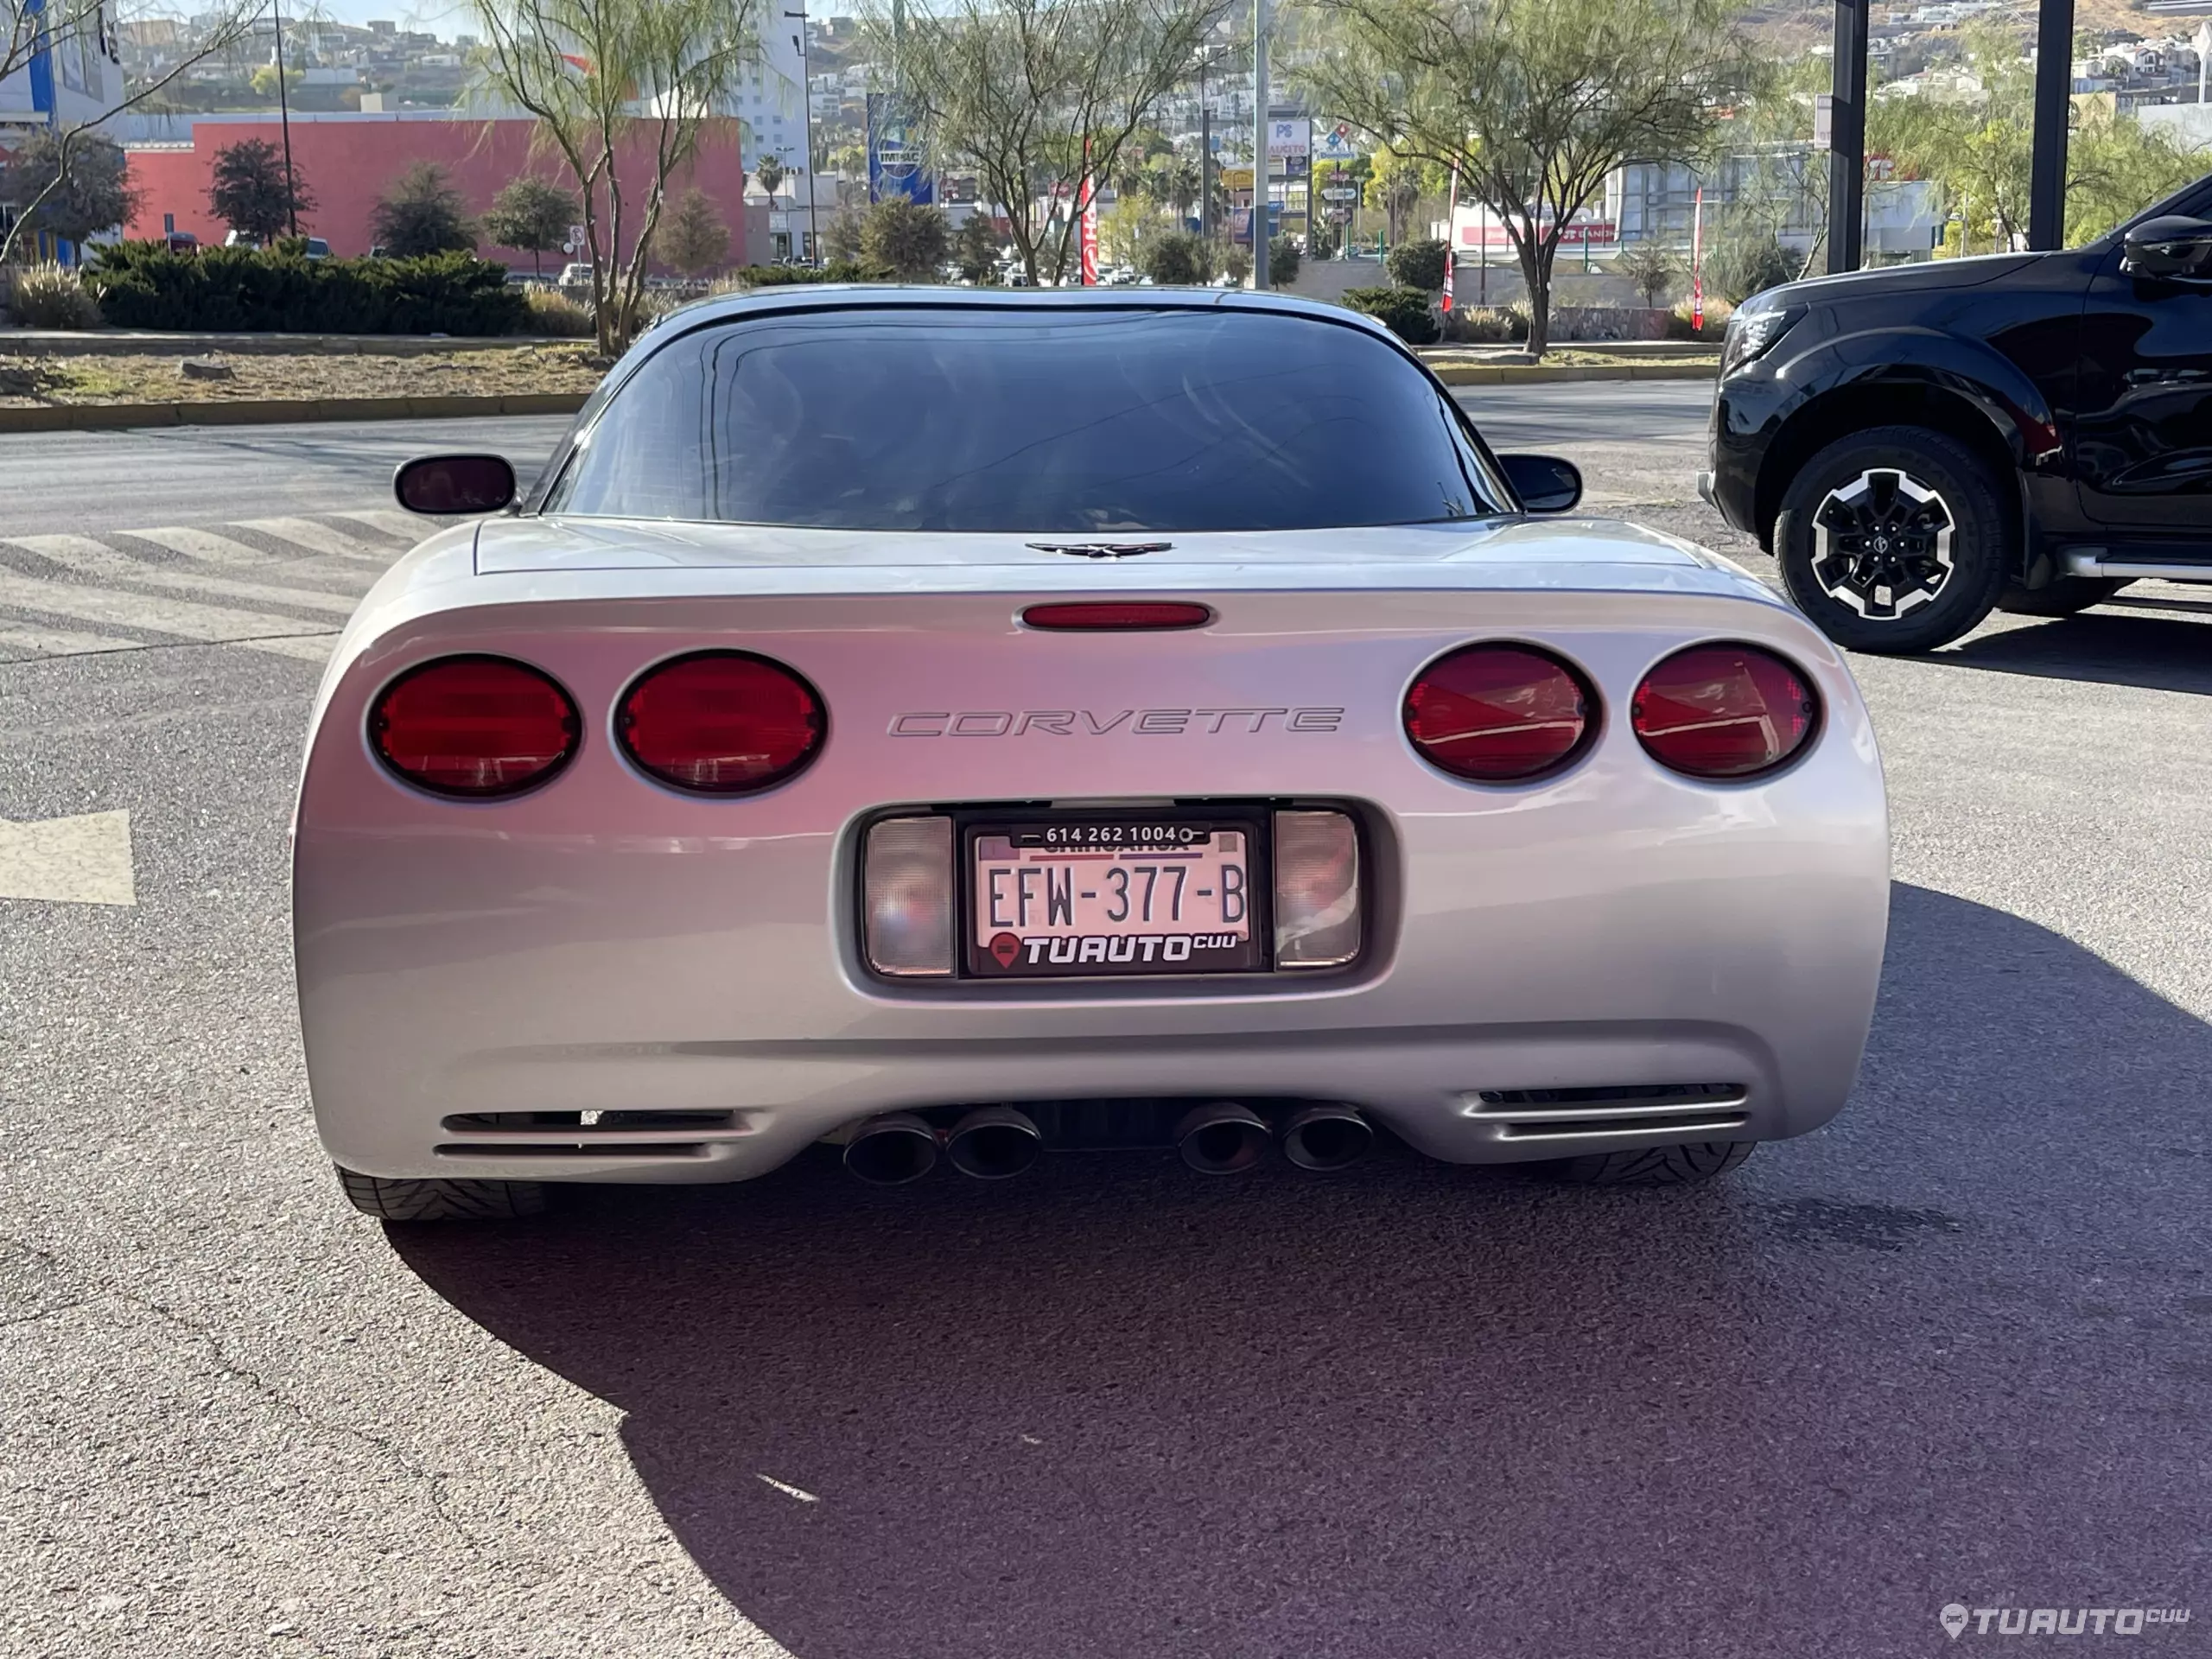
[1316,123,1359,162]
[1265,116,1310,160]
[867,92,933,205]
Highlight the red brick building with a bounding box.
[124,113,748,271]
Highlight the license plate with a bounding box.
[967,818,1264,977]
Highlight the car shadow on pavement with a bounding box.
[391,883,2212,1659]
[1936,606,2212,696]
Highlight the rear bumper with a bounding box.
[327,1030,1808,1184]
[295,582,1888,1185]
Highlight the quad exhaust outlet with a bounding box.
[1279,1103,1373,1171]
[842,1113,940,1185]
[945,1106,1042,1180]
[1173,1102,1272,1175]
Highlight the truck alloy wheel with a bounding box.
[1808,467,1956,620]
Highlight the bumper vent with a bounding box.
[1464,1083,1750,1144]
[436,1109,751,1160]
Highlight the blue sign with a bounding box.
[867,93,933,206]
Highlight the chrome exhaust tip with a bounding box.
[1280,1103,1373,1172]
[842,1112,939,1185]
[945,1106,1042,1179]
[1173,1102,1270,1175]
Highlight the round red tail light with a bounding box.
[1403,643,1596,782]
[1631,644,1818,779]
[370,655,579,798]
[618,650,824,793]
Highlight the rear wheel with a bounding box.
[335,1166,547,1221]
[1775,425,2012,655]
[1995,575,2131,617]
[1531,1141,1758,1187]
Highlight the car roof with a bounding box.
[644,282,1396,340]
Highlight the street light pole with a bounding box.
[1250,0,1268,289]
[269,0,300,238]
[783,4,819,264]
[1198,52,1211,244]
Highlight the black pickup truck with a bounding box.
[1701,170,2212,653]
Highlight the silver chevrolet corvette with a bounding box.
[292,288,1889,1221]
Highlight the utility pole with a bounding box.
[1198,52,1211,243]
[2027,0,2075,251]
[270,0,300,238]
[1826,0,1866,274]
[1251,0,1269,289]
[785,3,820,264]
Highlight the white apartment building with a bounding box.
[733,7,810,178]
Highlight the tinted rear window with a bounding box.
[543,306,1501,531]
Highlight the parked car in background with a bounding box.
[223,231,261,251]
[162,232,199,256]
[1704,169,2212,654]
[558,262,595,288]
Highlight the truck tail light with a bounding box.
[862,816,954,977]
[1632,645,1819,779]
[369,655,579,798]
[1273,810,1361,969]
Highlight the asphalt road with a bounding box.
[0,384,1714,537]
[4,398,2210,1658]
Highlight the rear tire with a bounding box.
[1531,1141,1758,1187]
[1775,425,2012,654]
[1994,576,2131,617]
[335,1166,547,1221]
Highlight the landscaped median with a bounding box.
[0,337,602,433]
[0,329,1719,435]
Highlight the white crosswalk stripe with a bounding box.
[125,525,287,568]
[2,537,369,614]
[0,510,416,664]
[234,516,400,562]
[332,509,430,542]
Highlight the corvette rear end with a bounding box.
[292,289,1888,1218]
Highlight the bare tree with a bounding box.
[469,0,760,352]
[867,0,1231,287]
[1298,0,1757,356]
[1,0,260,266]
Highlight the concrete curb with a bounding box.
[2,331,582,358]
[1430,363,1718,385]
[0,391,591,434]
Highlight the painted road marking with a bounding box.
[0,810,135,906]
[235,517,397,562]
[331,510,428,542]
[0,514,403,664]
[0,626,148,661]
[0,572,347,646]
[124,525,287,568]
[0,541,366,615]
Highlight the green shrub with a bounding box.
[524,285,594,336]
[711,259,880,290]
[1267,234,1300,286]
[1386,238,1449,292]
[85,242,528,335]
[1665,296,1732,340]
[1141,231,1211,286]
[1443,304,1524,344]
[4,262,103,329]
[1344,283,1439,346]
